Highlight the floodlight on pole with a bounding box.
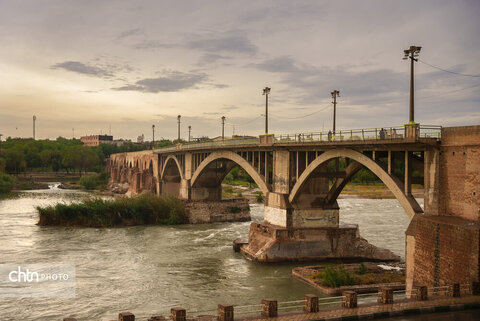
[188,125,191,142]
[152,124,155,149]
[403,45,421,123]
[221,116,226,141]
[331,90,340,134]
[263,87,271,134]
[177,115,181,142]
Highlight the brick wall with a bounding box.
[413,215,480,287]
[439,125,480,221]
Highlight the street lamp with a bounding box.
[221,116,226,141]
[177,115,181,142]
[331,90,340,134]
[403,45,421,123]
[188,125,191,142]
[152,124,155,149]
[263,87,271,134]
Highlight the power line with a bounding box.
[419,59,480,78]
[231,115,263,127]
[417,82,480,101]
[271,104,331,120]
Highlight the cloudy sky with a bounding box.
[1,0,479,141]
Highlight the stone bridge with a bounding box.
[108,124,480,295]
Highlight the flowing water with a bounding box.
[0,187,419,321]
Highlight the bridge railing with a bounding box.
[276,125,441,143]
[156,137,260,152]
[154,125,442,152]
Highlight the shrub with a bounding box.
[79,172,109,190]
[315,266,355,287]
[0,172,15,194]
[236,191,243,197]
[255,192,264,203]
[230,206,241,213]
[37,193,188,227]
[355,263,367,275]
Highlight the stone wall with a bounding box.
[241,222,400,262]
[184,198,250,224]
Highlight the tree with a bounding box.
[5,148,25,174]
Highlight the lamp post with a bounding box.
[177,115,181,142]
[33,115,36,140]
[221,116,226,141]
[188,125,191,142]
[331,90,340,134]
[403,45,421,123]
[152,124,155,149]
[263,87,271,134]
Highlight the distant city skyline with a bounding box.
[1,0,479,141]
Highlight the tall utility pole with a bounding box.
[403,45,421,123]
[263,87,271,134]
[33,115,36,140]
[177,115,181,142]
[188,126,191,142]
[152,124,155,149]
[72,128,75,139]
[221,116,226,141]
[331,90,340,134]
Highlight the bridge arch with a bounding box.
[289,148,423,219]
[160,155,184,181]
[191,151,270,196]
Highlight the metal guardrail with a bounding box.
[154,125,442,152]
[276,125,442,143]
[155,137,259,152]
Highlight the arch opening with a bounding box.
[161,156,182,197]
[191,151,270,201]
[289,149,423,219]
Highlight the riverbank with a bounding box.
[340,183,424,199]
[11,172,82,191]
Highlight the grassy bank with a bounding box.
[37,193,188,227]
[311,264,405,287]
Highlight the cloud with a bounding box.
[114,70,208,93]
[51,61,113,78]
[115,28,144,41]
[247,56,298,73]
[197,53,232,65]
[186,30,257,55]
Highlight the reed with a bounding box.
[37,193,187,227]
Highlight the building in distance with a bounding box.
[80,134,113,146]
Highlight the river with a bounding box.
[0,187,416,321]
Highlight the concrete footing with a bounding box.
[239,222,400,262]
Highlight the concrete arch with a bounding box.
[191,151,270,196]
[160,155,184,180]
[289,148,423,219]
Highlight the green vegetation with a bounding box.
[223,167,258,188]
[255,192,264,203]
[0,172,15,194]
[79,172,109,190]
[0,137,153,176]
[37,193,188,227]
[327,157,423,184]
[315,266,356,287]
[312,265,404,287]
